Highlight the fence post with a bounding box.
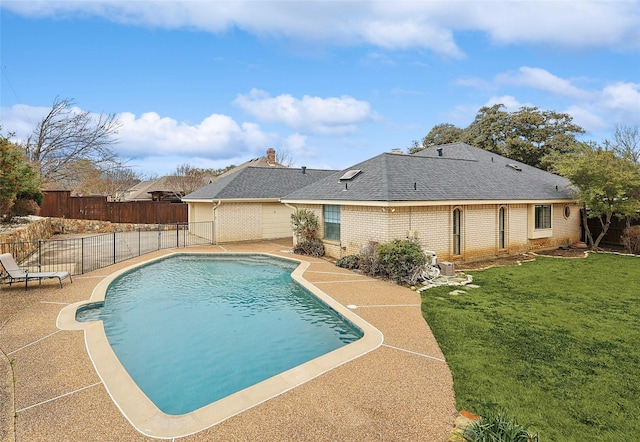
[81,237,84,274]
[38,240,42,271]
[176,223,179,247]
[113,231,116,264]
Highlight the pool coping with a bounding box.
[56,251,384,439]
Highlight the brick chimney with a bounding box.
[266,148,276,165]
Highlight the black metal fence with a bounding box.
[1,221,214,276]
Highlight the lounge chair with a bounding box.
[0,253,72,289]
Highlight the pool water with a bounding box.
[76,254,362,415]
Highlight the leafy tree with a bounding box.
[1,131,42,221]
[409,123,464,154]
[547,144,640,250]
[22,97,122,188]
[413,104,585,170]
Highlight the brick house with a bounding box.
[281,143,581,262]
[182,166,335,243]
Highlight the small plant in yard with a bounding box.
[290,209,325,257]
[358,241,380,276]
[336,254,359,269]
[463,410,538,442]
[621,225,640,254]
[377,238,427,285]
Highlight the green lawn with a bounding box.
[421,253,640,441]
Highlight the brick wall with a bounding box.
[216,202,263,242]
[298,202,582,262]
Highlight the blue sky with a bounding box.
[1,1,639,177]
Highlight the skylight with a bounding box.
[340,169,362,180]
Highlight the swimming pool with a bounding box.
[76,254,362,415]
[58,252,383,438]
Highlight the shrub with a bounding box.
[10,198,40,217]
[621,225,640,255]
[336,254,359,269]
[377,238,427,285]
[293,238,325,257]
[358,241,380,276]
[291,209,320,242]
[462,410,538,442]
[290,209,324,257]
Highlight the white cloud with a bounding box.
[496,67,590,100]
[116,111,276,160]
[478,69,640,133]
[233,89,375,135]
[600,82,640,122]
[4,1,638,57]
[485,95,528,112]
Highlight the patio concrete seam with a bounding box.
[382,344,446,363]
[304,270,369,276]
[7,330,62,356]
[350,304,421,308]
[16,381,103,413]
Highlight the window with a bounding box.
[453,208,461,255]
[563,205,571,219]
[324,205,341,242]
[499,206,506,249]
[534,204,552,230]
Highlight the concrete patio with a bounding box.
[1,239,456,441]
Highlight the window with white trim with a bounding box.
[534,204,552,230]
[324,205,340,241]
[499,206,506,249]
[453,208,462,255]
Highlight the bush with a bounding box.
[291,209,325,257]
[463,410,538,442]
[377,238,427,285]
[621,225,640,255]
[358,241,380,276]
[293,238,325,257]
[336,254,359,269]
[10,198,40,217]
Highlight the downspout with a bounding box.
[283,202,298,245]
[212,200,222,244]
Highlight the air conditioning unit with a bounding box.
[438,261,455,276]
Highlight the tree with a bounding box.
[165,163,215,198]
[547,144,640,250]
[413,105,585,170]
[409,123,464,153]
[1,130,42,220]
[604,124,640,165]
[275,149,295,167]
[22,97,122,187]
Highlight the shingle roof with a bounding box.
[182,167,336,200]
[283,143,574,202]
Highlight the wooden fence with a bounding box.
[586,215,639,246]
[40,190,188,224]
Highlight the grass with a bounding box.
[421,253,640,441]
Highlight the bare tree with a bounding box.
[605,124,640,164]
[165,163,214,198]
[276,149,295,167]
[23,97,122,187]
